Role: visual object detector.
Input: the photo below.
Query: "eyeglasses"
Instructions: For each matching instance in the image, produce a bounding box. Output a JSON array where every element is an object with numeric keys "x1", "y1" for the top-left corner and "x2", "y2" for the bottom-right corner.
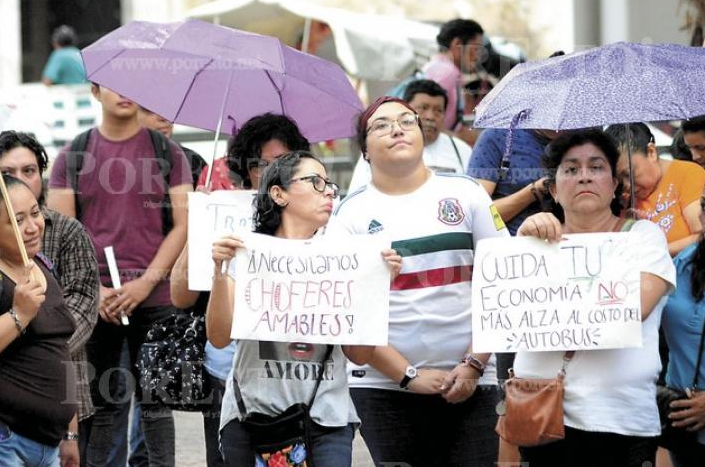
[
  {"x1": 290, "y1": 174, "x2": 339, "y2": 197},
  {"x1": 246, "y1": 158, "x2": 270, "y2": 170},
  {"x1": 366, "y1": 113, "x2": 419, "y2": 136}
]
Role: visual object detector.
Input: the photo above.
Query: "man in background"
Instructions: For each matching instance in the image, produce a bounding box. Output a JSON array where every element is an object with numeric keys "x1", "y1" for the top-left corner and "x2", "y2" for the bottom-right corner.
[{"x1": 423, "y1": 18, "x2": 484, "y2": 145}]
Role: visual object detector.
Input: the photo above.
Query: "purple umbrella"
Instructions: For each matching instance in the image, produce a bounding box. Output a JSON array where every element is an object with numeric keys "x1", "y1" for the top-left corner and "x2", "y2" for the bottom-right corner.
[
  {"x1": 81, "y1": 19, "x2": 363, "y2": 143},
  {"x1": 474, "y1": 42, "x2": 705, "y2": 130},
  {"x1": 473, "y1": 41, "x2": 705, "y2": 209}
]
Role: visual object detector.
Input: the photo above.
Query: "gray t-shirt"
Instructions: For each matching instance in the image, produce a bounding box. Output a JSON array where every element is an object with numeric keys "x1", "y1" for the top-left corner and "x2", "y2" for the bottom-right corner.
[{"x1": 220, "y1": 340, "x2": 359, "y2": 431}]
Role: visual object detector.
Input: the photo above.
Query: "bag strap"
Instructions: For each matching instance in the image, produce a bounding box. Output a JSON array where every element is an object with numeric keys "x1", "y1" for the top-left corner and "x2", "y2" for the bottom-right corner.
[
  {"x1": 67, "y1": 129, "x2": 92, "y2": 219},
  {"x1": 447, "y1": 134, "x2": 464, "y2": 170},
  {"x1": 559, "y1": 351, "x2": 575, "y2": 378},
  {"x1": 620, "y1": 219, "x2": 637, "y2": 232},
  {"x1": 692, "y1": 315, "x2": 705, "y2": 390},
  {"x1": 147, "y1": 129, "x2": 173, "y2": 237},
  {"x1": 307, "y1": 344, "x2": 334, "y2": 407},
  {"x1": 233, "y1": 344, "x2": 334, "y2": 415}
]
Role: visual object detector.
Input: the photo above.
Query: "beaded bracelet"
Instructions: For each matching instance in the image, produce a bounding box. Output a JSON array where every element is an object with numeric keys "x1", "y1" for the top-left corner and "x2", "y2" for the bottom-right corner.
[{"x1": 8, "y1": 308, "x2": 26, "y2": 336}]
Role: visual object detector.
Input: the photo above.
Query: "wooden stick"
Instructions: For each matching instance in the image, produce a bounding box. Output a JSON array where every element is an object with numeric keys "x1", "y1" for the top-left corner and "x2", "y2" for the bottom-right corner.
[{"x1": 0, "y1": 175, "x2": 30, "y2": 267}]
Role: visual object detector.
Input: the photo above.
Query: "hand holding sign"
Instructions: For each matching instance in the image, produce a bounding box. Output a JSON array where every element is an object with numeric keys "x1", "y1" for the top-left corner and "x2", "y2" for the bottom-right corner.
[
  {"x1": 516, "y1": 212, "x2": 564, "y2": 243},
  {"x1": 381, "y1": 248, "x2": 402, "y2": 282},
  {"x1": 212, "y1": 234, "x2": 244, "y2": 274}
]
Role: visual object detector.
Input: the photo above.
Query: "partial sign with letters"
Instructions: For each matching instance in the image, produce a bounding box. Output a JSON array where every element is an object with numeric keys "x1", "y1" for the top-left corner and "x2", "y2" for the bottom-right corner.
[
  {"x1": 231, "y1": 232, "x2": 390, "y2": 345},
  {"x1": 188, "y1": 191, "x2": 255, "y2": 291},
  {"x1": 472, "y1": 233, "x2": 642, "y2": 352}
]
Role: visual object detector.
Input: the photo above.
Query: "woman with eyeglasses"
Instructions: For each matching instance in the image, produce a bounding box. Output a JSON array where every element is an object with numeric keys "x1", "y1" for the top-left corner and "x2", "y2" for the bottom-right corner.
[
  {"x1": 172, "y1": 114, "x2": 310, "y2": 466},
  {"x1": 206, "y1": 151, "x2": 401, "y2": 467},
  {"x1": 605, "y1": 123, "x2": 705, "y2": 257},
  {"x1": 328, "y1": 96, "x2": 509, "y2": 467}
]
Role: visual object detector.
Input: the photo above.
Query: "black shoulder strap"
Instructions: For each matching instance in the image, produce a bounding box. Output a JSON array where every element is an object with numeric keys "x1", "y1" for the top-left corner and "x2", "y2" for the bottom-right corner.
[
  {"x1": 147, "y1": 129, "x2": 173, "y2": 236},
  {"x1": 307, "y1": 345, "x2": 334, "y2": 407},
  {"x1": 0, "y1": 272, "x2": 6, "y2": 313},
  {"x1": 448, "y1": 134, "x2": 463, "y2": 170},
  {"x1": 233, "y1": 344, "x2": 334, "y2": 415},
  {"x1": 67, "y1": 129, "x2": 92, "y2": 219}
]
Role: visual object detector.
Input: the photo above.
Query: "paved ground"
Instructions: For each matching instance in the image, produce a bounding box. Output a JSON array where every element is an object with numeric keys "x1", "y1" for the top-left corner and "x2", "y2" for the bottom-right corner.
[{"x1": 174, "y1": 411, "x2": 374, "y2": 467}]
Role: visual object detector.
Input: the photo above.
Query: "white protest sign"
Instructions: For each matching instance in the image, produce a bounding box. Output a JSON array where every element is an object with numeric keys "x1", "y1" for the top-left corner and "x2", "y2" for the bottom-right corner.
[
  {"x1": 472, "y1": 232, "x2": 642, "y2": 352},
  {"x1": 188, "y1": 191, "x2": 255, "y2": 290},
  {"x1": 231, "y1": 232, "x2": 390, "y2": 345}
]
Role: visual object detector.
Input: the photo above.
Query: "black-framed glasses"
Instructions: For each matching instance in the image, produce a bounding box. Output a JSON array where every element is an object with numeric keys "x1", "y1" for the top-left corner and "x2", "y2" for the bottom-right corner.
[
  {"x1": 366, "y1": 113, "x2": 419, "y2": 136},
  {"x1": 290, "y1": 174, "x2": 339, "y2": 197}
]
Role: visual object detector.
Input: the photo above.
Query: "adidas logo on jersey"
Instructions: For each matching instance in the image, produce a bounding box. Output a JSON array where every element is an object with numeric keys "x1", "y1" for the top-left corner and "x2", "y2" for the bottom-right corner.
[{"x1": 367, "y1": 219, "x2": 383, "y2": 234}]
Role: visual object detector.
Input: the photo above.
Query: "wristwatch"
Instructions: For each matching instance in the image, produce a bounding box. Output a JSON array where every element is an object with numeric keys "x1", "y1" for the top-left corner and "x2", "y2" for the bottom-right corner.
[
  {"x1": 399, "y1": 365, "x2": 418, "y2": 389},
  {"x1": 62, "y1": 431, "x2": 79, "y2": 441}
]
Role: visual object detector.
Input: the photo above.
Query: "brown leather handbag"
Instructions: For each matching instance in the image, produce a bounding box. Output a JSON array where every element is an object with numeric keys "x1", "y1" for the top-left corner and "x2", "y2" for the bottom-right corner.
[{"x1": 495, "y1": 351, "x2": 574, "y2": 447}]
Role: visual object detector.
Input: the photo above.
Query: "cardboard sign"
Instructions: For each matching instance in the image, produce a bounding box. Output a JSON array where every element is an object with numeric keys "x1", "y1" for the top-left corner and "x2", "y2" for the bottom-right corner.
[
  {"x1": 188, "y1": 191, "x2": 255, "y2": 291},
  {"x1": 472, "y1": 233, "x2": 642, "y2": 352},
  {"x1": 231, "y1": 232, "x2": 390, "y2": 345}
]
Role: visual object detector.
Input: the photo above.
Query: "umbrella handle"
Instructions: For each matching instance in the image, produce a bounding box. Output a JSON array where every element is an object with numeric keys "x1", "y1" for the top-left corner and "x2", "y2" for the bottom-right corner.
[
  {"x1": 0, "y1": 175, "x2": 30, "y2": 267},
  {"x1": 205, "y1": 67, "x2": 235, "y2": 190}
]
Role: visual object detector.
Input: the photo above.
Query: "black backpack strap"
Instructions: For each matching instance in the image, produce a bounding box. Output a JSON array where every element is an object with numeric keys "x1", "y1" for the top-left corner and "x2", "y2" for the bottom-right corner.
[
  {"x1": 67, "y1": 129, "x2": 92, "y2": 219},
  {"x1": 147, "y1": 129, "x2": 173, "y2": 236}
]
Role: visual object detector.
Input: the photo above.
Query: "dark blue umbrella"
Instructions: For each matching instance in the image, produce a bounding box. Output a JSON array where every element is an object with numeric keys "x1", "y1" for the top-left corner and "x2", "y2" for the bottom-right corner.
[{"x1": 474, "y1": 42, "x2": 705, "y2": 130}]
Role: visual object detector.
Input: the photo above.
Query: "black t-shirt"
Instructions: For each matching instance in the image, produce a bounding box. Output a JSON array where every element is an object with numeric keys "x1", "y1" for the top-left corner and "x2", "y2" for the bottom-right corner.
[{"x1": 0, "y1": 259, "x2": 76, "y2": 446}]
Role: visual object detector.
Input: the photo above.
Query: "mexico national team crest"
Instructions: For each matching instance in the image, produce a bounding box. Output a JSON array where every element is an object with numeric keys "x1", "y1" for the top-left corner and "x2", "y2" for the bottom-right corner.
[{"x1": 438, "y1": 198, "x2": 464, "y2": 225}]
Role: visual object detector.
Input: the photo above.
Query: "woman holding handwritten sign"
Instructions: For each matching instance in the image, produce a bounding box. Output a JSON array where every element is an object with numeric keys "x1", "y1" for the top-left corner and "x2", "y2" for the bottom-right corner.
[
  {"x1": 514, "y1": 130, "x2": 675, "y2": 467},
  {"x1": 207, "y1": 151, "x2": 401, "y2": 467}
]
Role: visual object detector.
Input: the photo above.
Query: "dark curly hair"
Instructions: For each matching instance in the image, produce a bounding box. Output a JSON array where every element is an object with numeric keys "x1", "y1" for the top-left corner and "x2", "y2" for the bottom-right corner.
[
  {"x1": 252, "y1": 151, "x2": 322, "y2": 236},
  {"x1": 0, "y1": 131, "x2": 49, "y2": 175},
  {"x1": 543, "y1": 129, "x2": 624, "y2": 222},
  {"x1": 226, "y1": 113, "x2": 310, "y2": 189},
  {"x1": 0, "y1": 131, "x2": 49, "y2": 205}
]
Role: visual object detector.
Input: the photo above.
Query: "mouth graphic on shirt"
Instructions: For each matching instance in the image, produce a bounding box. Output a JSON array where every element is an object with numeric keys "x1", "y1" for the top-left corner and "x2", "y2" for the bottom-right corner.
[
  {"x1": 259, "y1": 341, "x2": 321, "y2": 362},
  {"x1": 288, "y1": 342, "x2": 315, "y2": 360}
]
